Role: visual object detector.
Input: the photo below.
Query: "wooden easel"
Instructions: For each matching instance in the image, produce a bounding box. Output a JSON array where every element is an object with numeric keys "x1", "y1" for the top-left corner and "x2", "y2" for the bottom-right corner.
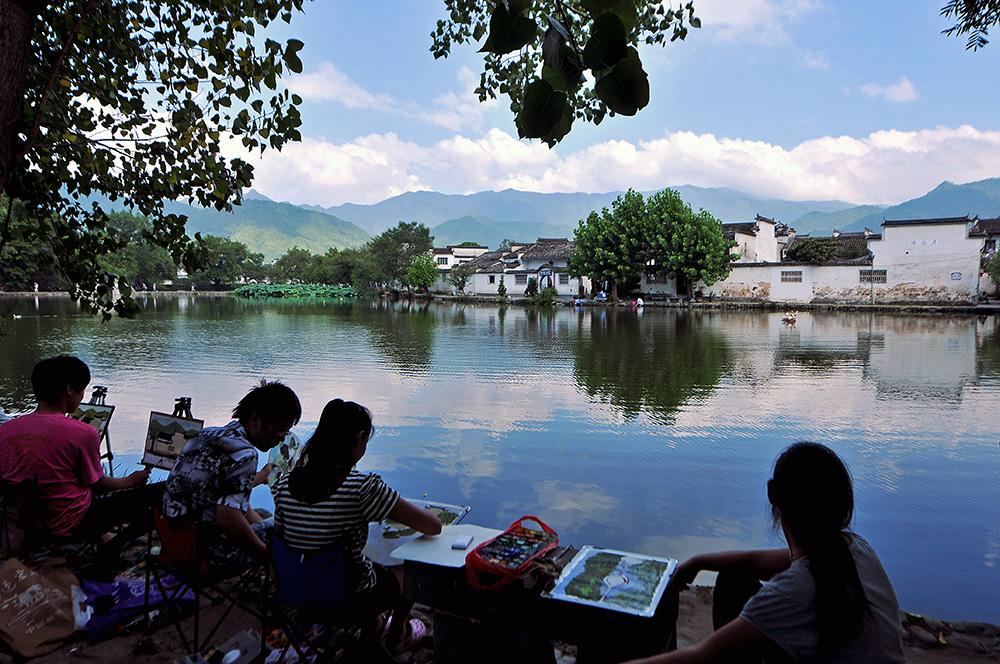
[
  {"x1": 172, "y1": 396, "x2": 193, "y2": 420},
  {"x1": 89, "y1": 385, "x2": 115, "y2": 477}
]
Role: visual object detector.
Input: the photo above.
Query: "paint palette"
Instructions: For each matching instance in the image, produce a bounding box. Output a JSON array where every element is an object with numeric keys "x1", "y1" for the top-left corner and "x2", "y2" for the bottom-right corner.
[{"x1": 475, "y1": 525, "x2": 556, "y2": 570}]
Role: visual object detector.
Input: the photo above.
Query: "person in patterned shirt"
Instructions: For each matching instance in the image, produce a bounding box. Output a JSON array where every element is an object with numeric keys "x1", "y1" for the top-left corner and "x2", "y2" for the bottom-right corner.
[
  {"x1": 273, "y1": 399, "x2": 441, "y2": 653},
  {"x1": 163, "y1": 380, "x2": 301, "y2": 567}
]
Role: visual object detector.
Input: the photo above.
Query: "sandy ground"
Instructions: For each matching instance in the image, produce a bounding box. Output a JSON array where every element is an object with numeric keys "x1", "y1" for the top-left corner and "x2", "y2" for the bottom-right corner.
[{"x1": 17, "y1": 584, "x2": 996, "y2": 663}]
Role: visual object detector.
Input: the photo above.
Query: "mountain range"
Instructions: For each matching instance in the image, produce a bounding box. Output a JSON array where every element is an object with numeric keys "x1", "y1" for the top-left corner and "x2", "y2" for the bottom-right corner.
[{"x1": 95, "y1": 178, "x2": 1000, "y2": 256}]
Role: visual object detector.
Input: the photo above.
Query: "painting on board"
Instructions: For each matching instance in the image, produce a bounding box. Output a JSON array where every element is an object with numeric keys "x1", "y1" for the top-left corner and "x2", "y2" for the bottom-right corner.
[
  {"x1": 363, "y1": 500, "x2": 471, "y2": 566},
  {"x1": 71, "y1": 403, "x2": 115, "y2": 438},
  {"x1": 141, "y1": 411, "x2": 204, "y2": 470},
  {"x1": 545, "y1": 546, "x2": 677, "y2": 617}
]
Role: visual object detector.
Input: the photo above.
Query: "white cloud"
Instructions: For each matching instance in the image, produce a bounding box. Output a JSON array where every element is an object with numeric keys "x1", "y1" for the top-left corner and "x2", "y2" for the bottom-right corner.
[
  {"x1": 288, "y1": 63, "x2": 494, "y2": 132},
  {"x1": 800, "y1": 49, "x2": 830, "y2": 70},
  {"x1": 860, "y1": 76, "x2": 920, "y2": 103},
  {"x1": 245, "y1": 124, "x2": 1000, "y2": 207},
  {"x1": 693, "y1": 0, "x2": 823, "y2": 42},
  {"x1": 288, "y1": 63, "x2": 397, "y2": 112}
]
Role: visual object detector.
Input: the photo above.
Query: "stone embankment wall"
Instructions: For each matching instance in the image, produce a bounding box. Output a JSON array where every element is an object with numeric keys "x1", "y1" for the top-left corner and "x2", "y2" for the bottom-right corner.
[{"x1": 704, "y1": 263, "x2": 980, "y2": 305}]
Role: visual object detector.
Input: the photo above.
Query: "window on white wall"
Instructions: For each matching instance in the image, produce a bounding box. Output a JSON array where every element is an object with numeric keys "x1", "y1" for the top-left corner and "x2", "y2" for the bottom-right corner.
[
  {"x1": 859, "y1": 269, "x2": 887, "y2": 284},
  {"x1": 780, "y1": 271, "x2": 803, "y2": 283},
  {"x1": 437, "y1": 257, "x2": 448, "y2": 265},
  {"x1": 515, "y1": 274, "x2": 527, "y2": 285},
  {"x1": 488, "y1": 275, "x2": 496, "y2": 284},
  {"x1": 558, "y1": 273, "x2": 569, "y2": 285}
]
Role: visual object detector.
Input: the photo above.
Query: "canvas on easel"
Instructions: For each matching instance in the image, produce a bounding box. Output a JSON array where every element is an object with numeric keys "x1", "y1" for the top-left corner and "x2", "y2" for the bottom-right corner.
[
  {"x1": 141, "y1": 411, "x2": 204, "y2": 470},
  {"x1": 71, "y1": 403, "x2": 115, "y2": 439}
]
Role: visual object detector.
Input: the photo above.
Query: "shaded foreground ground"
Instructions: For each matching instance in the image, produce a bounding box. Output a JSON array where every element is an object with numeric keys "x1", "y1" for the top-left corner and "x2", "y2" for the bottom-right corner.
[{"x1": 22, "y1": 586, "x2": 998, "y2": 663}]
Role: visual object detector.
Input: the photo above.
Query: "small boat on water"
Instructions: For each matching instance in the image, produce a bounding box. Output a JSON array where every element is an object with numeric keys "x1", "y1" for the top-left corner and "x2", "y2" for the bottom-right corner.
[{"x1": 781, "y1": 311, "x2": 798, "y2": 325}]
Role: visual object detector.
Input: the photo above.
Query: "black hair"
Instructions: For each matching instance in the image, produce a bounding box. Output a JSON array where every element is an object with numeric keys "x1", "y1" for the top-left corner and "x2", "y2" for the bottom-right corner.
[
  {"x1": 768, "y1": 442, "x2": 869, "y2": 652},
  {"x1": 289, "y1": 399, "x2": 374, "y2": 504},
  {"x1": 232, "y1": 380, "x2": 301, "y2": 426},
  {"x1": 31, "y1": 355, "x2": 90, "y2": 404}
]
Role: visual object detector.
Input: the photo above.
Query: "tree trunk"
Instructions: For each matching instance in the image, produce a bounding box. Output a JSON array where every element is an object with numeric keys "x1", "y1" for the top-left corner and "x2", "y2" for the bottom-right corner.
[{"x1": 0, "y1": 0, "x2": 35, "y2": 203}]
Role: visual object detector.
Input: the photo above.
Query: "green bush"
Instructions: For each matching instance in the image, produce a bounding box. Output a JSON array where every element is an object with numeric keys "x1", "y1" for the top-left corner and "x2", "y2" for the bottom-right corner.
[
  {"x1": 232, "y1": 283, "x2": 359, "y2": 299},
  {"x1": 532, "y1": 286, "x2": 559, "y2": 306}
]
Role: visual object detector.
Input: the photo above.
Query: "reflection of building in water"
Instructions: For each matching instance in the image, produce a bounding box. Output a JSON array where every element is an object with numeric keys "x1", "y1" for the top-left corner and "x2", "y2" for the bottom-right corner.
[
  {"x1": 712, "y1": 312, "x2": 988, "y2": 403},
  {"x1": 863, "y1": 317, "x2": 980, "y2": 402}
]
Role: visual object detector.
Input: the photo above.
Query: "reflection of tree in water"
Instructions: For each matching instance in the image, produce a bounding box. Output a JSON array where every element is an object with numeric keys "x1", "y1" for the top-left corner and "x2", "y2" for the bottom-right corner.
[
  {"x1": 572, "y1": 310, "x2": 730, "y2": 423},
  {"x1": 356, "y1": 300, "x2": 436, "y2": 374},
  {"x1": 976, "y1": 317, "x2": 1000, "y2": 378}
]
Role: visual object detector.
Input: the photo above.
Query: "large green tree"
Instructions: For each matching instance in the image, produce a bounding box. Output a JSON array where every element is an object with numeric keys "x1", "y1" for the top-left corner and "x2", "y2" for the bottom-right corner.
[
  {"x1": 570, "y1": 188, "x2": 734, "y2": 297},
  {"x1": 405, "y1": 253, "x2": 440, "y2": 293},
  {"x1": 642, "y1": 189, "x2": 734, "y2": 297},
  {"x1": 271, "y1": 246, "x2": 314, "y2": 284},
  {"x1": 0, "y1": 197, "x2": 67, "y2": 291},
  {"x1": 432, "y1": 1, "x2": 699, "y2": 146},
  {"x1": 448, "y1": 263, "x2": 475, "y2": 293},
  {"x1": 569, "y1": 188, "x2": 647, "y2": 297},
  {"x1": 365, "y1": 222, "x2": 435, "y2": 290},
  {"x1": 97, "y1": 212, "x2": 177, "y2": 287},
  {"x1": 188, "y1": 235, "x2": 265, "y2": 287},
  {"x1": 0, "y1": 0, "x2": 306, "y2": 316}
]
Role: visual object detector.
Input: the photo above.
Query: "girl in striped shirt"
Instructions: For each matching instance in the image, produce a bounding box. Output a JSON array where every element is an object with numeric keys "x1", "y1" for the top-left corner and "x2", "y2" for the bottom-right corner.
[{"x1": 273, "y1": 399, "x2": 442, "y2": 652}]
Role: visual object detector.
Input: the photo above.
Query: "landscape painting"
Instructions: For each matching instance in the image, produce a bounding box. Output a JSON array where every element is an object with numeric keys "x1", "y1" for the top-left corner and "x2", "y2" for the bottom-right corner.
[
  {"x1": 141, "y1": 411, "x2": 204, "y2": 470},
  {"x1": 71, "y1": 403, "x2": 115, "y2": 438},
  {"x1": 547, "y1": 547, "x2": 677, "y2": 617}
]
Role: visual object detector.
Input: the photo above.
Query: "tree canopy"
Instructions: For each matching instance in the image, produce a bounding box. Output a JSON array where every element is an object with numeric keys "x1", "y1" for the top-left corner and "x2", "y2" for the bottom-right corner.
[
  {"x1": 432, "y1": 0, "x2": 700, "y2": 146},
  {"x1": 941, "y1": 0, "x2": 1000, "y2": 50},
  {"x1": 0, "y1": 0, "x2": 306, "y2": 316},
  {"x1": 570, "y1": 188, "x2": 735, "y2": 297}
]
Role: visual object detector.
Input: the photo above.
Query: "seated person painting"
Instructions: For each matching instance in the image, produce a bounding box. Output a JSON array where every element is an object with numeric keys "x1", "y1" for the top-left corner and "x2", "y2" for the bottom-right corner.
[
  {"x1": 162, "y1": 380, "x2": 301, "y2": 566},
  {"x1": 0, "y1": 355, "x2": 155, "y2": 544},
  {"x1": 626, "y1": 442, "x2": 905, "y2": 664},
  {"x1": 272, "y1": 399, "x2": 442, "y2": 653}
]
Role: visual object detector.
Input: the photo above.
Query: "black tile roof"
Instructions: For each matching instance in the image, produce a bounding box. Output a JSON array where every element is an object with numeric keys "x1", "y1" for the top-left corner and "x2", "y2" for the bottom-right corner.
[
  {"x1": 783, "y1": 234, "x2": 873, "y2": 264},
  {"x1": 881, "y1": 215, "x2": 972, "y2": 227},
  {"x1": 722, "y1": 222, "x2": 758, "y2": 240},
  {"x1": 970, "y1": 218, "x2": 1000, "y2": 236},
  {"x1": 519, "y1": 238, "x2": 574, "y2": 260}
]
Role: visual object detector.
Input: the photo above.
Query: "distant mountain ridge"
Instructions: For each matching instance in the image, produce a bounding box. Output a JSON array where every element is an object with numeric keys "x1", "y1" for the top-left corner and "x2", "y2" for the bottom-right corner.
[
  {"x1": 842, "y1": 179, "x2": 1000, "y2": 232},
  {"x1": 314, "y1": 186, "x2": 856, "y2": 238}
]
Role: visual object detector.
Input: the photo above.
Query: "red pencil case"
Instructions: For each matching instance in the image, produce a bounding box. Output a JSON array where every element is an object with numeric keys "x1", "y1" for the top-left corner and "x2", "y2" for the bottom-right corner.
[{"x1": 465, "y1": 515, "x2": 558, "y2": 592}]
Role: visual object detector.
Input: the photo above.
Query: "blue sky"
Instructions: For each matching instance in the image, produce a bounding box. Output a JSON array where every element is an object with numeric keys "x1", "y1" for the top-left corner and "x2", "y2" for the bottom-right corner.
[{"x1": 244, "y1": 1, "x2": 1000, "y2": 207}]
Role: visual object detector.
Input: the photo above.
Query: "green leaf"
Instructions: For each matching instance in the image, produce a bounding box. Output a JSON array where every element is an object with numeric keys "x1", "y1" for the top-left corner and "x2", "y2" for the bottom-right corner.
[
  {"x1": 480, "y1": 4, "x2": 537, "y2": 54},
  {"x1": 690, "y1": 16, "x2": 702, "y2": 28},
  {"x1": 580, "y1": 0, "x2": 638, "y2": 31},
  {"x1": 583, "y1": 13, "x2": 628, "y2": 71},
  {"x1": 594, "y1": 48, "x2": 649, "y2": 116},
  {"x1": 541, "y1": 102, "x2": 574, "y2": 147},
  {"x1": 515, "y1": 79, "x2": 567, "y2": 139},
  {"x1": 541, "y1": 23, "x2": 584, "y2": 91}
]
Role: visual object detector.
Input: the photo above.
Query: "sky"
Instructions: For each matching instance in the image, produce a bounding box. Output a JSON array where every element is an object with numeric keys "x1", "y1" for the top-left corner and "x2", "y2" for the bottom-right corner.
[{"x1": 241, "y1": 1, "x2": 1000, "y2": 208}]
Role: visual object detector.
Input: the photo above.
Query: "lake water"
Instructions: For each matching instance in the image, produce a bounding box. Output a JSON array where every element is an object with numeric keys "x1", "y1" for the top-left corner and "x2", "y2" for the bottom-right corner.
[{"x1": 1, "y1": 294, "x2": 998, "y2": 622}]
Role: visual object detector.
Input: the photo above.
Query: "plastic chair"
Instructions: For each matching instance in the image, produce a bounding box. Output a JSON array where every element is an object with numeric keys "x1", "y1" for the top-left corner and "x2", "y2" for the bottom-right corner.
[
  {"x1": 265, "y1": 534, "x2": 395, "y2": 664},
  {"x1": 143, "y1": 507, "x2": 266, "y2": 656}
]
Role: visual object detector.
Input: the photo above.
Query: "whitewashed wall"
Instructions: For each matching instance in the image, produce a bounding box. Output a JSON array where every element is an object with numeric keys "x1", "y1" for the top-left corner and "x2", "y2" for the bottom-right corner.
[{"x1": 868, "y1": 223, "x2": 984, "y2": 302}]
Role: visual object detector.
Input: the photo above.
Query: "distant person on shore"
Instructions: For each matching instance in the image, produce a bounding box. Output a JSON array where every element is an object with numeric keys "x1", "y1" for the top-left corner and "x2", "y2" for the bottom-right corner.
[
  {"x1": 596, "y1": 289, "x2": 608, "y2": 301},
  {"x1": 626, "y1": 442, "x2": 905, "y2": 664},
  {"x1": 0, "y1": 356, "x2": 156, "y2": 544},
  {"x1": 32, "y1": 282, "x2": 38, "y2": 293},
  {"x1": 162, "y1": 380, "x2": 300, "y2": 567},
  {"x1": 272, "y1": 398, "x2": 442, "y2": 653}
]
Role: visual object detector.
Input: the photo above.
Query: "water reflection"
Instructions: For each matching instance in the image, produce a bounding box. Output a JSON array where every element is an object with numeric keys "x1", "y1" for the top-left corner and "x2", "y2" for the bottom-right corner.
[
  {"x1": 572, "y1": 309, "x2": 731, "y2": 424},
  {"x1": 0, "y1": 296, "x2": 998, "y2": 622}
]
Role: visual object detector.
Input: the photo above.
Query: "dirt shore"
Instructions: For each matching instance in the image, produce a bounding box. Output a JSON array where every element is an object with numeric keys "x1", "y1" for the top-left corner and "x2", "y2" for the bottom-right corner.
[{"x1": 23, "y1": 585, "x2": 998, "y2": 663}]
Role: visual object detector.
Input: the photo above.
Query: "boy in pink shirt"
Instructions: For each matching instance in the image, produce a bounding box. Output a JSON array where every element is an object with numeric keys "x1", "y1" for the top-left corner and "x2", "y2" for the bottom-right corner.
[{"x1": 0, "y1": 355, "x2": 154, "y2": 541}]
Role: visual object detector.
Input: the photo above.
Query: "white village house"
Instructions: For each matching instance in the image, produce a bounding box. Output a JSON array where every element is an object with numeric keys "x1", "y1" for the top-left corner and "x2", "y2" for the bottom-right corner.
[
  {"x1": 438, "y1": 238, "x2": 590, "y2": 298},
  {"x1": 701, "y1": 215, "x2": 988, "y2": 304}
]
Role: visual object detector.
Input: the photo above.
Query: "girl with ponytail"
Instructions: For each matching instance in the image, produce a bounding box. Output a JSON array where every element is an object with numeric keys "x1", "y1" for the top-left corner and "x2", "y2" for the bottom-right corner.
[
  {"x1": 625, "y1": 442, "x2": 905, "y2": 663},
  {"x1": 273, "y1": 399, "x2": 442, "y2": 653}
]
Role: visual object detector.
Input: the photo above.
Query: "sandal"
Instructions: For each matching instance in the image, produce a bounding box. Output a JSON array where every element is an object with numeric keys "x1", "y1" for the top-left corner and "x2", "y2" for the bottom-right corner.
[{"x1": 379, "y1": 616, "x2": 427, "y2": 654}]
